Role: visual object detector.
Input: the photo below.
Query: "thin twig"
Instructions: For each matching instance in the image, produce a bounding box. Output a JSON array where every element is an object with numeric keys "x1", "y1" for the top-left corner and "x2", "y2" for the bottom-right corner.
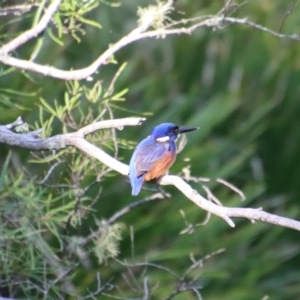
[
  {"x1": 108, "y1": 193, "x2": 165, "y2": 224},
  {"x1": 114, "y1": 259, "x2": 180, "y2": 280},
  {"x1": 216, "y1": 178, "x2": 246, "y2": 201},
  {"x1": 0, "y1": 3, "x2": 38, "y2": 16},
  {"x1": 0, "y1": 0, "x2": 62, "y2": 55},
  {"x1": 279, "y1": 0, "x2": 299, "y2": 32},
  {"x1": 82, "y1": 193, "x2": 165, "y2": 245},
  {"x1": 37, "y1": 161, "x2": 66, "y2": 184}
]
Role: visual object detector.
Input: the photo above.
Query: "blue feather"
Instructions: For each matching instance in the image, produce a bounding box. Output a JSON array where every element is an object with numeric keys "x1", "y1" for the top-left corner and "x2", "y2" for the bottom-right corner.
[{"x1": 128, "y1": 123, "x2": 198, "y2": 196}]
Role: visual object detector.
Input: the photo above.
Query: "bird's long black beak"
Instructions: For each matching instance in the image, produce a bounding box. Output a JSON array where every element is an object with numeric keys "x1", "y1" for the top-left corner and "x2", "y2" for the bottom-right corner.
[{"x1": 178, "y1": 126, "x2": 199, "y2": 134}]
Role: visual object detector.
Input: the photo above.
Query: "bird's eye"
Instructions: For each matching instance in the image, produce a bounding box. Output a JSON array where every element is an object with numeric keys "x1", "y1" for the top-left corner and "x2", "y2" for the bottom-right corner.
[{"x1": 173, "y1": 126, "x2": 179, "y2": 134}]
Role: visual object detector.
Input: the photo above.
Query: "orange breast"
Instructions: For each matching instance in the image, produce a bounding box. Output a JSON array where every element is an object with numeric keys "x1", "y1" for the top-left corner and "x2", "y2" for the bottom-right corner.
[{"x1": 144, "y1": 152, "x2": 176, "y2": 181}]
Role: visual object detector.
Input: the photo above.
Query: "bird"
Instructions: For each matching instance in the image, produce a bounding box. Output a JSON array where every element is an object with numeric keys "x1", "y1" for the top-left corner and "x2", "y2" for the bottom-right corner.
[{"x1": 129, "y1": 122, "x2": 198, "y2": 196}]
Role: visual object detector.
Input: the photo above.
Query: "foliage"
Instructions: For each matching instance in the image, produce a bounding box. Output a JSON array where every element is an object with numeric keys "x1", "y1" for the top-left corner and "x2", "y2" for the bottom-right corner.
[
  {"x1": 0, "y1": 77, "x2": 129, "y2": 298},
  {"x1": 1, "y1": 0, "x2": 300, "y2": 299}
]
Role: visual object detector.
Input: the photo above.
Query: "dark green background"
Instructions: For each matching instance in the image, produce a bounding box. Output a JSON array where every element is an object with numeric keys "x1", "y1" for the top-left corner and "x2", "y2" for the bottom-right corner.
[{"x1": 1, "y1": 0, "x2": 300, "y2": 299}]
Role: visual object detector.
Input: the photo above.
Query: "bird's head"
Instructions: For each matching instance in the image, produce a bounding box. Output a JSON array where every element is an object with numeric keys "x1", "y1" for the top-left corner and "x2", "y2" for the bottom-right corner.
[{"x1": 151, "y1": 123, "x2": 199, "y2": 142}]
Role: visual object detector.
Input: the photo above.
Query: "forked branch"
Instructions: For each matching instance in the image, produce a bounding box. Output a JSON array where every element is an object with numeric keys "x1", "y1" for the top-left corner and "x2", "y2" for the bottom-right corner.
[
  {"x1": 0, "y1": 1, "x2": 299, "y2": 80},
  {"x1": 1, "y1": 117, "x2": 300, "y2": 231}
]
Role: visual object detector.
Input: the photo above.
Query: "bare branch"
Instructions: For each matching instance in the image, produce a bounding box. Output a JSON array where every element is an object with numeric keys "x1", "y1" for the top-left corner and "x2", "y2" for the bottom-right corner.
[
  {"x1": 0, "y1": 117, "x2": 145, "y2": 157},
  {"x1": 1, "y1": 116, "x2": 300, "y2": 232},
  {"x1": 216, "y1": 178, "x2": 246, "y2": 201},
  {"x1": 36, "y1": 161, "x2": 66, "y2": 184},
  {"x1": 80, "y1": 273, "x2": 107, "y2": 300},
  {"x1": 223, "y1": 16, "x2": 300, "y2": 40},
  {"x1": 1, "y1": 3, "x2": 299, "y2": 81},
  {"x1": 108, "y1": 193, "x2": 165, "y2": 224},
  {"x1": 77, "y1": 117, "x2": 145, "y2": 136},
  {"x1": 0, "y1": 0, "x2": 175, "y2": 80},
  {"x1": 6, "y1": 116, "x2": 24, "y2": 129},
  {"x1": 160, "y1": 175, "x2": 300, "y2": 231},
  {"x1": 0, "y1": 3, "x2": 38, "y2": 16},
  {"x1": 163, "y1": 286, "x2": 203, "y2": 300},
  {"x1": 114, "y1": 259, "x2": 180, "y2": 280},
  {"x1": 202, "y1": 184, "x2": 223, "y2": 206},
  {"x1": 183, "y1": 248, "x2": 225, "y2": 279},
  {"x1": 279, "y1": 0, "x2": 299, "y2": 32},
  {"x1": 0, "y1": 0, "x2": 62, "y2": 56},
  {"x1": 160, "y1": 175, "x2": 235, "y2": 227}
]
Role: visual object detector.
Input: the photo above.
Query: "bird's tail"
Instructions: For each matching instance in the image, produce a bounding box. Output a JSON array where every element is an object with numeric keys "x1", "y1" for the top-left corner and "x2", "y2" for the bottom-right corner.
[{"x1": 131, "y1": 176, "x2": 144, "y2": 196}]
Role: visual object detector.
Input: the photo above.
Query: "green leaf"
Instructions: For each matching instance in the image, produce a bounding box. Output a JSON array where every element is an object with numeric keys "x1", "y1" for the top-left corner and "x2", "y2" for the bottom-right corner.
[
  {"x1": 46, "y1": 27, "x2": 64, "y2": 46},
  {"x1": 32, "y1": 0, "x2": 46, "y2": 27},
  {"x1": 0, "y1": 88, "x2": 38, "y2": 97},
  {"x1": 39, "y1": 97, "x2": 57, "y2": 116},
  {"x1": 78, "y1": 16, "x2": 102, "y2": 28},
  {"x1": 54, "y1": 12, "x2": 63, "y2": 38},
  {"x1": 0, "y1": 152, "x2": 11, "y2": 192},
  {"x1": 29, "y1": 38, "x2": 44, "y2": 61},
  {"x1": 28, "y1": 150, "x2": 67, "y2": 163},
  {"x1": 111, "y1": 88, "x2": 128, "y2": 101}
]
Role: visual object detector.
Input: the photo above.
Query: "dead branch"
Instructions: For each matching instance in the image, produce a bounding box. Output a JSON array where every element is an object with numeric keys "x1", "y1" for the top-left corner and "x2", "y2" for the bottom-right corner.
[
  {"x1": 1, "y1": 117, "x2": 300, "y2": 232},
  {"x1": 0, "y1": 1, "x2": 299, "y2": 80},
  {"x1": 0, "y1": 0, "x2": 62, "y2": 56}
]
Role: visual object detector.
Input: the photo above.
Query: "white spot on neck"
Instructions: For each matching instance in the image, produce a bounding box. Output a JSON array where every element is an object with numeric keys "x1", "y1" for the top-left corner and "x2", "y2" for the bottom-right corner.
[{"x1": 156, "y1": 136, "x2": 170, "y2": 142}]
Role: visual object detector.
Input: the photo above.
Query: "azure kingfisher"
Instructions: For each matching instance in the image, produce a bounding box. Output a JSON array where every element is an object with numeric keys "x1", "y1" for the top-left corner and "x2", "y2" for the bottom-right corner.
[{"x1": 129, "y1": 123, "x2": 198, "y2": 196}]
